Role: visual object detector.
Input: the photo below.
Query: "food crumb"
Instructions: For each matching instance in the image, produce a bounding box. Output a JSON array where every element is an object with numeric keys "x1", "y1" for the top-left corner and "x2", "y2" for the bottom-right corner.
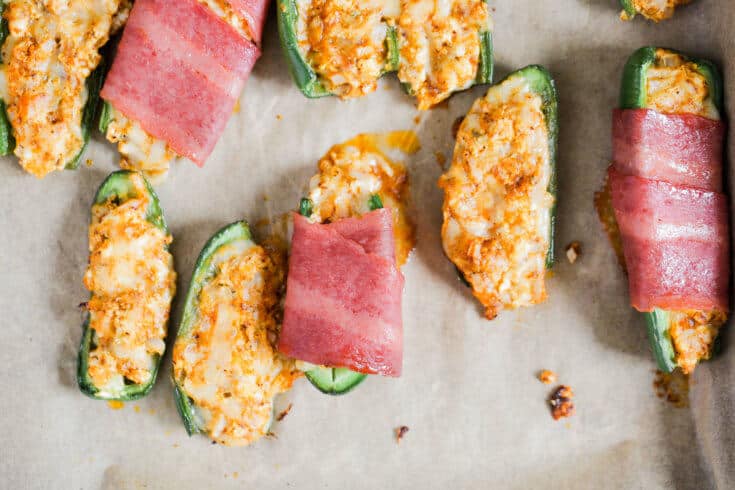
[
  {"x1": 233, "y1": 100, "x2": 241, "y2": 114},
  {"x1": 537, "y1": 369, "x2": 557, "y2": 384},
  {"x1": 653, "y1": 369, "x2": 689, "y2": 408},
  {"x1": 565, "y1": 241, "x2": 582, "y2": 264},
  {"x1": 549, "y1": 385, "x2": 575, "y2": 420},
  {"x1": 276, "y1": 114, "x2": 283, "y2": 120},
  {"x1": 434, "y1": 151, "x2": 446, "y2": 168},
  {"x1": 107, "y1": 400, "x2": 124, "y2": 410},
  {"x1": 395, "y1": 425, "x2": 409, "y2": 443},
  {"x1": 233, "y1": 472, "x2": 239, "y2": 479},
  {"x1": 85, "y1": 159, "x2": 93, "y2": 167},
  {"x1": 133, "y1": 405, "x2": 141, "y2": 413},
  {"x1": 276, "y1": 403, "x2": 293, "y2": 422},
  {"x1": 413, "y1": 115, "x2": 421, "y2": 125}
]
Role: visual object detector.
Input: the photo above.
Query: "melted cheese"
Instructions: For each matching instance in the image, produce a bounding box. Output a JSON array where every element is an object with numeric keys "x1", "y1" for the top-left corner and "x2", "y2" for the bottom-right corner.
[
  {"x1": 397, "y1": 0, "x2": 491, "y2": 110},
  {"x1": 83, "y1": 173, "x2": 175, "y2": 395},
  {"x1": 106, "y1": 106, "x2": 178, "y2": 184},
  {"x1": 172, "y1": 241, "x2": 300, "y2": 446},
  {"x1": 644, "y1": 49, "x2": 725, "y2": 373},
  {"x1": 197, "y1": 0, "x2": 254, "y2": 40},
  {"x1": 439, "y1": 75, "x2": 553, "y2": 319},
  {"x1": 646, "y1": 49, "x2": 718, "y2": 120},
  {"x1": 0, "y1": 0, "x2": 129, "y2": 177},
  {"x1": 306, "y1": 131, "x2": 418, "y2": 266},
  {"x1": 621, "y1": 0, "x2": 690, "y2": 22},
  {"x1": 669, "y1": 310, "x2": 725, "y2": 374},
  {"x1": 296, "y1": 0, "x2": 389, "y2": 98}
]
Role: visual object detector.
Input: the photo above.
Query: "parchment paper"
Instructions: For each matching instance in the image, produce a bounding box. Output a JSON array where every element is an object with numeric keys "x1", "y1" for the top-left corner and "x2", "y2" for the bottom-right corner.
[{"x1": 1, "y1": 1, "x2": 734, "y2": 488}]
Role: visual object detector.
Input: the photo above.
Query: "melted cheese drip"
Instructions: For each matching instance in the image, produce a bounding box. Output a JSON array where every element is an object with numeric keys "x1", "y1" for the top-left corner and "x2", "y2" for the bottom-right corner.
[
  {"x1": 0, "y1": 0, "x2": 129, "y2": 177},
  {"x1": 622, "y1": 0, "x2": 690, "y2": 22},
  {"x1": 439, "y1": 75, "x2": 553, "y2": 319},
  {"x1": 172, "y1": 241, "x2": 300, "y2": 446},
  {"x1": 106, "y1": 107, "x2": 178, "y2": 184},
  {"x1": 296, "y1": 0, "x2": 389, "y2": 98},
  {"x1": 397, "y1": 0, "x2": 491, "y2": 110},
  {"x1": 643, "y1": 49, "x2": 725, "y2": 374},
  {"x1": 83, "y1": 173, "x2": 176, "y2": 394},
  {"x1": 306, "y1": 131, "x2": 419, "y2": 266}
]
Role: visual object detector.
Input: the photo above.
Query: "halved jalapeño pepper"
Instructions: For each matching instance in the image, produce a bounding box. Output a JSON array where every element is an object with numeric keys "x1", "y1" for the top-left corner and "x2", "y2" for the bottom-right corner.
[
  {"x1": 618, "y1": 47, "x2": 726, "y2": 373},
  {"x1": 439, "y1": 65, "x2": 557, "y2": 319},
  {"x1": 277, "y1": 0, "x2": 493, "y2": 107},
  {"x1": 277, "y1": 0, "x2": 398, "y2": 98},
  {"x1": 172, "y1": 222, "x2": 300, "y2": 445},
  {"x1": 0, "y1": 3, "x2": 117, "y2": 174},
  {"x1": 78, "y1": 170, "x2": 175, "y2": 400}
]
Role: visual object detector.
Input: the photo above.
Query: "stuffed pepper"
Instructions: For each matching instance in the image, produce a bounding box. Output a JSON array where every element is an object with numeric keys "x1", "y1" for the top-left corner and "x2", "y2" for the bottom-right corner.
[
  {"x1": 439, "y1": 66, "x2": 558, "y2": 320},
  {"x1": 172, "y1": 222, "x2": 301, "y2": 446},
  {"x1": 78, "y1": 170, "x2": 176, "y2": 400},
  {"x1": 277, "y1": 0, "x2": 493, "y2": 109},
  {"x1": 0, "y1": 0, "x2": 130, "y2": 177},
  {"x1": 619, "y1": 0, "x2": 690, "y2": 22},
  {"x1": 278, "y1": 132, "x2": 418, "y2": 395},
  {"x1": 606, "y1": 47, "x2": 728, "y2": 374},
  {"x1": 99, "y1": 0, "x2": 268, "y2": 182}
]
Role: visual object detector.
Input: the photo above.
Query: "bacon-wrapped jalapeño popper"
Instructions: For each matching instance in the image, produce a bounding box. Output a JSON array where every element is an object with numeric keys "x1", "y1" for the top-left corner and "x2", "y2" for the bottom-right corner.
[
  {"x1": 607, "y1": 47, "x2": 728, "y2": 374},
  {"x1": 99, "y1": 0, "x2": 269, "y2": 182}
]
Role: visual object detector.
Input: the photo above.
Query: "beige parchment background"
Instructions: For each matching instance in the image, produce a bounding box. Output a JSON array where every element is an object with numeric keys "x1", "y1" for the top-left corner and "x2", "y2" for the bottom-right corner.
[{"x1": 1, "y1": 1, "x2": 733, "y2": 488}]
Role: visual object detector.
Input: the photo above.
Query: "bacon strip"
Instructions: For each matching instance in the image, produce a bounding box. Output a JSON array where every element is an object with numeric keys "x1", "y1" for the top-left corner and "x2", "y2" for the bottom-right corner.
[
  {"x1": 609, "y1": 168, "x2": 729, "y2": 312},
  {"x1": 279, "y1": 210, "x2": 404, "y2": 377},
  {"x1": 612, "y1": 109, "x2": 724, "y2": 192}
]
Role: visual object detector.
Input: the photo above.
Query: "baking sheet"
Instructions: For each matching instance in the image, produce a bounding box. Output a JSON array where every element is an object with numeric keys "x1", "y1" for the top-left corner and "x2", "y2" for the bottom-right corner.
[{"x1": 1, "y1": 1, "x2": 734, "y2": 488}]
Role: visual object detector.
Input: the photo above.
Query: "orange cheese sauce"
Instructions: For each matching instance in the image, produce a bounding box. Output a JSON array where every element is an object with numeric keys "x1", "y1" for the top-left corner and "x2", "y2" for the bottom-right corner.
[{"x1": 305, "y1": 131, "x2": 419, "y2": 266}]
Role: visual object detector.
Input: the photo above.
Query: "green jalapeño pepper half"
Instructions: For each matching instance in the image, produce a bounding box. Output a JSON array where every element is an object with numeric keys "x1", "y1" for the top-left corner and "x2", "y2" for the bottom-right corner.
[
  {"x1": 452, "y1": 64, "x2": 557, "y2": 290},
  {"x1": 172, "y1": 222, "x2": 256, "y2": 436},
  {"x1": 294, "y1": 194, "x2": 386, "y2": 395},
  {"x1": 276, "y1": 0, "x2": 398, "y2": 98},
  {"x1": 0, "y1": 3, "x2": 108, "y2": 169},
  {"x1": 78, "y1": 170, "x2": 173, "y2": 400},
  {"x1": 277, "y1": 0, "x2": 492, "y2": 102},
  {"x1": 619, "y1": 47, "x2": 725, "y2": 373}
]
